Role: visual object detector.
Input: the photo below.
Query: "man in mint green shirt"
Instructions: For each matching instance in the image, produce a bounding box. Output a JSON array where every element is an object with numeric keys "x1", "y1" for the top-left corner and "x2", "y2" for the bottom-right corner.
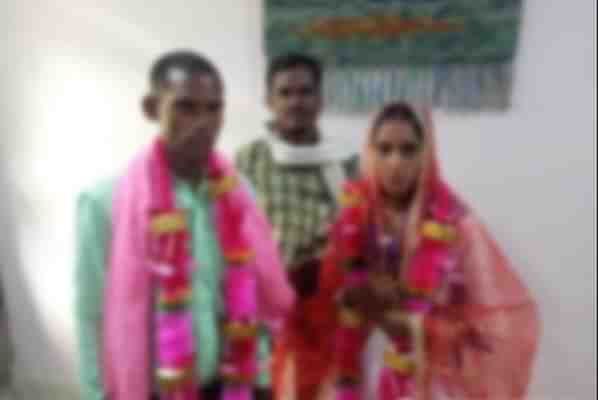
[{"x1": 76, "y1": 51, "x2": 285, "y2": 400}]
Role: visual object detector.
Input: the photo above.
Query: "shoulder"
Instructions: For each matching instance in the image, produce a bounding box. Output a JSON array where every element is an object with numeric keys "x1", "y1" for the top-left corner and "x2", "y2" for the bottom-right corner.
[
  {"x1": 77, "y1": 178, "x2": 116, "y2": 221},
  {"x1": 342, "y1": 154, "x2": 360, "y2": 179},
  {"x1": 235, "y1": 139, "x2": 271, "y2": 164},
  {"x1": 235, "y1": 139, "x2": 274, "y2": 186},
  {"x1": 338, "y1": 179, "x2": 370, "y2": 208},
  {"x1": 237, "y1": 174, "x2": 257, "y2": 200}
]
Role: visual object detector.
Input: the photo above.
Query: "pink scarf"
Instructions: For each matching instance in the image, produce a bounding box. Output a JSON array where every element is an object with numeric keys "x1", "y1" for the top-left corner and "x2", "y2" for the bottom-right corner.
[
  {"x1": 101, "y1": 139, "x2": 294, "y2": 400},
  {"x1": 322, "y1": 104, "x2": 540, "y2": 399}
]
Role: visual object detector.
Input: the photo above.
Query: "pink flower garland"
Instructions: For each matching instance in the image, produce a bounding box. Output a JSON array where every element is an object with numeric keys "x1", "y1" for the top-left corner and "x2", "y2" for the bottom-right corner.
[
  {"x1": 149, "y1": 141, "x2": 258, "y2": 400},
  {"x1": 332, "y1": 183, "x2": 460, "y2": 400},
  {"x1": 211, "y1": 164, "x2": 258, "y2": 400}
]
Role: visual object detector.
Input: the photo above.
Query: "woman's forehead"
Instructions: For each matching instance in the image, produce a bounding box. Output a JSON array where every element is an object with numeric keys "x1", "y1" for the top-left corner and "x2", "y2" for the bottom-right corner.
[{"x1": 376, "y1": 120, "x2": 419, "y2": 142}]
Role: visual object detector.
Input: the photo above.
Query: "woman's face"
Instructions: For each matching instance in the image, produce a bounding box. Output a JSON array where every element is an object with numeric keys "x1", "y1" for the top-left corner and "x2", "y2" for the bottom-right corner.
[{"x1": 371, "y1": 119, "x2": 424, "y2": 201}]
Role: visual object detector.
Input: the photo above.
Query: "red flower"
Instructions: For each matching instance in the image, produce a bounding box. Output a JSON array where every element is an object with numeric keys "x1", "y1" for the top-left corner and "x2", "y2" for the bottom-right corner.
[
  {"x1": 405, "y1": 239, "x2": 450, "y2": 293},
  {"x1": 334, "y1": 326, "x2": 367, "y2": 376}
]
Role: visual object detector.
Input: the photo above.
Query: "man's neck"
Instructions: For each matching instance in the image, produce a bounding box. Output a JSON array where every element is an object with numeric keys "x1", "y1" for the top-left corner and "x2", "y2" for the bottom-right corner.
[
  {"x1": 176, "y1": 170, "x2": 204, "y2": 189},
  {"x1": 272, "y1": 124, "x2": 320, "y2": 146},
  {"x1": 164, "y1": 150, "x2": 205, "y2": 188}
]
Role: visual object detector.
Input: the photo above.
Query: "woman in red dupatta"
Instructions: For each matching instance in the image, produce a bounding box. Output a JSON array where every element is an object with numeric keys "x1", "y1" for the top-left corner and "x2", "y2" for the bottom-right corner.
[{"x1": 313, "y1": 102, "x2": 540, "y2": 400}]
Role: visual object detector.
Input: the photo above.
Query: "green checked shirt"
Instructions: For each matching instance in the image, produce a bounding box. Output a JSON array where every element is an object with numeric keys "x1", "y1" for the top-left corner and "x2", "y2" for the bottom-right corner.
[{"x1": 235, "y1": 138, "x2": 359, "y2": 268}]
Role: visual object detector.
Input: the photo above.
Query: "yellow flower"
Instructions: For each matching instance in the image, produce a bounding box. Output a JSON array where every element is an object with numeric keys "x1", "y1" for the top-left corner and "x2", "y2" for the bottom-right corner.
[
  {"x1": 339, "y1": 192, "x2": 363, "y2": 208},
  {"x1": 421, "y1": 221, "x2": 457, "y2": 242},
  {"x1": 209, "y1": 175, "x2": 238, "y2": 198},
  {"x1": 156, "y1": 367, "x2": 194, "y2": 392},
  {"x1": 223, "y1": 322, "x2": 258, "y2": 338},
  {"x1": 224, "y1": 249, "x2": 254, "y2": 265},
  {"x1": 384, "y1": 350, "x2": 416, "y2": 375},
  {"x1": 150, "y1": 211, "x2": 187, "y2": 235},
  {"x1": 339, "y1": 308, "x2": 363, "y2": 328}
]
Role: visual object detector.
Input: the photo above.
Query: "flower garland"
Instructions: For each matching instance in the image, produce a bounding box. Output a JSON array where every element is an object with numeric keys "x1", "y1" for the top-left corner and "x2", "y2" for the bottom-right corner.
[
  {"x1": 332, "y1": 182, "x2": 461, "y2": 400},
  {"x1": 148, "y1": 141, "x2": 258, "y2": 400}
]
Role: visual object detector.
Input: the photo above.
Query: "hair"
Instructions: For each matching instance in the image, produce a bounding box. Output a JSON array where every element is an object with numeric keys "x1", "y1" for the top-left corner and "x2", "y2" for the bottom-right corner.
[
  {"x1": 369, "y1": 102, "x2": 424, "y2": 144},
  {"x1": 266, "y1": 52, "x2": 323, "y2": 91},
  {"x1": 149, "y1": 50, "x2": 221, "y2": 92}
]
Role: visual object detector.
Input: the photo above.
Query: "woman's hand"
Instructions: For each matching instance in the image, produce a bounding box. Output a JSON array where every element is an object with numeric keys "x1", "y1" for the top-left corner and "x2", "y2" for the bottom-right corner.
[
  {"x1": 338, "y1": 273, "x2": 401, "y2": 322},
  {"x1": 288, "y1": 256, "x2": 320, "y2": 299},
  {"x1": 428, "y1": 317, "x2": 492, "y2": 370}
]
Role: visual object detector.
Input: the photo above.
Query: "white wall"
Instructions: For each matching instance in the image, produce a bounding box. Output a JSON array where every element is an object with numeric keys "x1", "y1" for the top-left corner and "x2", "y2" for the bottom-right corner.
[{"x1": 1, "y1": 0, "x2": 595, "y2": 399}]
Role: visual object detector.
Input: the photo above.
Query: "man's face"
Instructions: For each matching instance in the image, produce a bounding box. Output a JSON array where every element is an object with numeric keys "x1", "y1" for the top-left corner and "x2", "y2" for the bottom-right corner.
[
  {"x1": 148, "y1": 71, "x2": 224, "y2": 171},
  {"x1": 268, "y1": 66, "x2": 322, "y2": 139}
]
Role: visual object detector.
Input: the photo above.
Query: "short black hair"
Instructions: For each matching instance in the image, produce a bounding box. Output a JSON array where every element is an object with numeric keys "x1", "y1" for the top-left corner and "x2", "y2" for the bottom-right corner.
[
  {"x1": 267, "y1": 53, "x2": 323, "y2": 91},
  {"x1": 149, "y1": 50, "x2": 221, "y2": 92}
]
